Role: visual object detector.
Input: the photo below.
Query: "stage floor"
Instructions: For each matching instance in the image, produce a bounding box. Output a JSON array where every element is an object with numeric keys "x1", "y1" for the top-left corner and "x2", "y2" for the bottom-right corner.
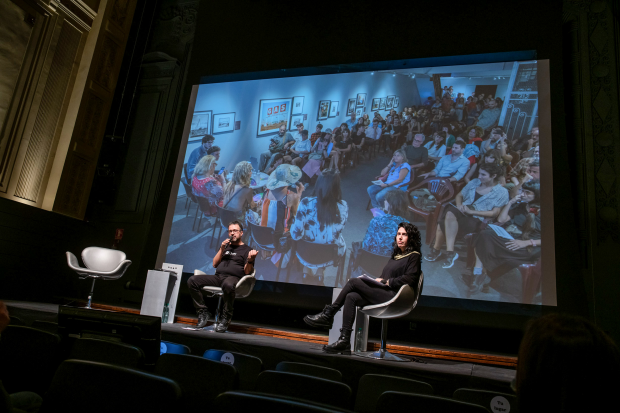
[{"x1": 5, "y1": 300, "x2": 516, "y2": 397}]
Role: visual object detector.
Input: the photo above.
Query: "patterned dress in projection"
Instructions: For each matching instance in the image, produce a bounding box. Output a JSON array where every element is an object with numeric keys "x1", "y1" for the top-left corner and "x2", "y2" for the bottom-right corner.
[
  {"x1": 192, "y1": 176, "x2": 224, "y2": 216},
  {"x1": 361, "y1": 214, "x2": 409, "y2": 256},
  {"x1": 290, "y1": 197, "x2": 348, "y2": 268}
]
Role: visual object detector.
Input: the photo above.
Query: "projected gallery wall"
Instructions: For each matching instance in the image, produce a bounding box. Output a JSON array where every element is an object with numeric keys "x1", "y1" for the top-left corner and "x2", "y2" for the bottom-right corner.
[{"x1": 159, "y1": 58, "x2": 556, "y2": 307}]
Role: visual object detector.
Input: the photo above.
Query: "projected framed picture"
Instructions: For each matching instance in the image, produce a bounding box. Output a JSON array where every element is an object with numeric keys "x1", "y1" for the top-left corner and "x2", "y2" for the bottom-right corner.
[
  {"x1": 379, "y1": 98, "x2": 386, "y2": 110},
  {"x1": 394, "y1": 96, "x2": 400, "y2": 108},
  {"x1": 356, "y1": 93, "x2": 366, "y2": 107},
  {"x1": 258, "y1": 97, "x2": 293, "y2": 136},
  {"x1": 371, "y1": 98, "x2": 380, "y2": 111},
  {"x1": 212, "y1": 112, "x2": 235, "y2": 134},
  {"x1": 386, "y1": 96, "x2": 395, "y2": 110},
  {"x1": 290, "y1": 115, "x2": 304, "y2": 131},
  {"x1": 189, "y1": 110, "x2": 212, "y2": 141},
  {"x1": 329, "y1": 101, "x2": 339, "y2": 117},
  {"x1": 346, "y1": 98, "x2": 356, "y2": 115},
  {"x1": 355, "y1": 108, "x2": 363, "y2": 117},
  {"x1": 317, "y1": 100, "x2": 330, "y2": 120},
  {"x1": 292, "y1": 96, "x2": 304, "y2": 115}
]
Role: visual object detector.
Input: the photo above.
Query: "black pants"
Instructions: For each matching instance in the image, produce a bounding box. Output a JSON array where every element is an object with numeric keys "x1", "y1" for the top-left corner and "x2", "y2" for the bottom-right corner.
[
  {"x1": 187, "y1": 273, "x2": 240, "y2": 312},
  {"x1": 333, "y1": 278, "x2": 395, "y2": 331}
]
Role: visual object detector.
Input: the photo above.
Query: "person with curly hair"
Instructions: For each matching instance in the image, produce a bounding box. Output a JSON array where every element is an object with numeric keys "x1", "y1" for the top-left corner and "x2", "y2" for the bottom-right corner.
[
  {"x1": 303, "y1": 222, "x2": 422, "y2": 355},
  {"x1": 506, "y1": 157, "x2": 535, "y2": 198},
  {"x1": 191, "y1": 155, "x2": 224, "y2": 216},
  {"x1": 223, "y1": 161, "x2": 259, "y2": 224}
]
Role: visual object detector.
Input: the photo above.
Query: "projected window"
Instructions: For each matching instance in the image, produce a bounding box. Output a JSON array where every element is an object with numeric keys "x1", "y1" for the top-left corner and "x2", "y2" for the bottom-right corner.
[{"x1": 161, "y1": 58, "x2": 555, "y2": 306}]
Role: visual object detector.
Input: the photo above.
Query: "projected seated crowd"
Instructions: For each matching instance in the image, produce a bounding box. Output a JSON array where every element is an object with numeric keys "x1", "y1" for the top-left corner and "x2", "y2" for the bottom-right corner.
[{"x1": 166, "y1": 60, "x2": 546, "y2": 305}]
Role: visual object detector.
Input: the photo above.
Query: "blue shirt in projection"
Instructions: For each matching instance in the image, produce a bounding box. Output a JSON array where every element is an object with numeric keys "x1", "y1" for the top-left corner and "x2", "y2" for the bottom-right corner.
[
  {"x1": 386, "y1": 163, "x2": 411, "y2": 189},
  {"x1": 362, "y1": 214, "x2": 409, "y2": 256},
  {"x1": 187, "y1": 145, "x2": 208, "y2": 178}
]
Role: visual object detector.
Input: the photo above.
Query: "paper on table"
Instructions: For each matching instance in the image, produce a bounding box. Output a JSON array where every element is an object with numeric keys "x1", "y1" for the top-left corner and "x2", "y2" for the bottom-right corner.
[
  {"x1": 372, "y1": 180, "x2": 384, "y2": 185},
  {"x1": 488, "y1": 224, "x2": 514, "y2": 240}
]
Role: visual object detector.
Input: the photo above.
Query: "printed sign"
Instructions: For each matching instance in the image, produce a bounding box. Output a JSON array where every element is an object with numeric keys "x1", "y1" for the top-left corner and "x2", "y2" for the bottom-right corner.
[
  {"x1": 258, "y1": 98, "x2": 293, "y2": 136},
  {"x1": 490, "y1": 396, "x2": 511, "y2": 413},
  {"x1": 220, "y1": 352, "x2": 235, "y2": 365}
]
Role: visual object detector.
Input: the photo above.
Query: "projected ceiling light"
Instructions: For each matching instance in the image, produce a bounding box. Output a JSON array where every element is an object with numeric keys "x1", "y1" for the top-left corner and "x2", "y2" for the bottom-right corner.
[{"x1": 371, "y1": 72, "x2": 374, "y2": 75}]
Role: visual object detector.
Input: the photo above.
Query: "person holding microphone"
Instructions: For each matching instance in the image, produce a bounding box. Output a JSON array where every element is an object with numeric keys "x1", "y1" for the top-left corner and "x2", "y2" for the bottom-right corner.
[
  {"x1": 187, "y1": 221, "x2": 258, "y2": 332},
  {"x1": 304, "y1": 222, "x2": 422, "y2": 354}
]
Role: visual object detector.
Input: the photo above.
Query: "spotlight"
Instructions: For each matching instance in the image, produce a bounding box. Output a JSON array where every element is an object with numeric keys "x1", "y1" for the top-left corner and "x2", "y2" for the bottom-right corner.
[
  {"x1": 411, "y1": 74, "x2": 416, "y2": 78},
  {"x1": 393, "y1": 73, "x2": 396, "y2": 77},
  {"x1": 371, "y1": 72, "x2": 374, "y2": 75},
  {"x1": 494, "y1": 77, "x2": 497, "y2": 80}
]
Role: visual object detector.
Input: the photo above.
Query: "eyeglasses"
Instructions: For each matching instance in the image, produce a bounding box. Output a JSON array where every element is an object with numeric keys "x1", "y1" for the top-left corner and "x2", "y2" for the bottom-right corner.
[{"x1": 228, "y1": 229, "x2": 241, "y2": 233}]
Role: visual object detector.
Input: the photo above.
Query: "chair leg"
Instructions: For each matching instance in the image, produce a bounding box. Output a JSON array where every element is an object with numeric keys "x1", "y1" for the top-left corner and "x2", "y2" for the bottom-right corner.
[
  {"x1": 355, "y1": 319, "x2": 411, "y2": 362},
  {"x1": 193, "y1": 204, "x2": 200, "y2": 231},
  {"x1": 209, "y1": 217, "x2": 220, "y2": 248},
  {"x1": 86, "y1": 278, "x2": 96, "y2": 309},
  {"x1": 203, "y1": 295, "x2": 223, "y2": 332}
]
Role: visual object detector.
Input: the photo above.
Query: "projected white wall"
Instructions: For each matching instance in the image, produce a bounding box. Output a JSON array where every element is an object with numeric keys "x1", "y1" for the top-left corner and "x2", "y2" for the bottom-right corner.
[{"x1": 160, "y1": 59, "x2": 555, "y2": 306}]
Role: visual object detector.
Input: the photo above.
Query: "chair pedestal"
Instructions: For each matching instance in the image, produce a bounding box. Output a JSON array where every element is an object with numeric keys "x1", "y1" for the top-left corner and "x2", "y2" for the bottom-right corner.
[
  {"x1": 86, "y1": 278, "x2": 96, "y2": 309},
  {"x1": 355, "y1": 319, "x2": 411, "y2": 362}
]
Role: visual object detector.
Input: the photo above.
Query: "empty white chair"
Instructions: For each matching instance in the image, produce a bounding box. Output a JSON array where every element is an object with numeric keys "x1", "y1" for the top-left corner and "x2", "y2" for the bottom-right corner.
[
  {"x1": 356, "y1": 273, "x2": 424, "y2": 362},
  {"x1": 66, "y1": 247, "x2": 132, "y2": 308}
]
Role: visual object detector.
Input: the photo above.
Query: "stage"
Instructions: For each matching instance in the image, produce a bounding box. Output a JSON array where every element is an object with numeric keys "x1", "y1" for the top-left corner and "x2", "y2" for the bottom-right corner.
[{"x1": 5, "y1": 300, "x2": 516, "y2": 398}]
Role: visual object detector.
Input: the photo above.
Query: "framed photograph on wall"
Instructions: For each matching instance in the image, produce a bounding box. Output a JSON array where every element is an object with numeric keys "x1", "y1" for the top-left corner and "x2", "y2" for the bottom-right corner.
[
  {"x1": 386, "y1": 95, "x2": 395, "y2": 110},
  {"x1": 292, "y1": 96, "x2": 304, "y2": 115},
  {"x1": 258, "y1": 97, "x2": 293, "y2": 136},
  {"x1": 290, "y1": 114, "x2": 304, "y2": 131},
  {"x1": 346, "y1": 98, "x2": 356, "y2": 115},
  {"x1": 329, "y1": 101, "x2": 339, "y2": 117},
  {"x1": 371, "y1": 98, "x2": 380, "y2": 111},
  {"x1": 356, "y1": 93, "x2": 366, "y2": 107},
  {"x1": 355, "y1": 108, "x2": 363, "y2": 118},
  {"x1": 318, "y1": 100, "x2": 331, "y2": 120},
  {"x1": 212, "y1": 112, "x2": 236, "y2": 134},
  {"x1": 379, "y1": 98, "x2": 386, "y2": 110},
  {"x1": 394, "y1": 96, "x2": 400, "y2": 108},
  {"x1": 189, "y1": 110, "x2": 212, "y2": 141}
]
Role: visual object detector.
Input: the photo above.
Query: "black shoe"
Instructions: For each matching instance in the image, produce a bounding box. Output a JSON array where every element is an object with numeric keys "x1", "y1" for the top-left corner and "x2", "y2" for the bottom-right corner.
[
  {"x1": 441, "y1": 252, "x2": 459, "y2": 269},
  {"x1": 215, "y1": 310, "x2": 232, "y2": 333},
  {"x1": 303, "y1": 304, "x2": 338, "y2": 329},
  {"x1": 424, "y1": 247, "x2": 442, "y2": 262},
  {"x1": 323, "y1": 328, "x2": 352, "y2": 355},
  {"x1": 196, "y1": 309, "x2": 212, "y2": 328}
]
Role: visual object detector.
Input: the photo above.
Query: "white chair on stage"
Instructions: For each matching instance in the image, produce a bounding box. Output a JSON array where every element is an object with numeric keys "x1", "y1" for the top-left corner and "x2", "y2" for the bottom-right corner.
[{"x1": 355, "y1": 272, "x2": 424, "y2": 362}]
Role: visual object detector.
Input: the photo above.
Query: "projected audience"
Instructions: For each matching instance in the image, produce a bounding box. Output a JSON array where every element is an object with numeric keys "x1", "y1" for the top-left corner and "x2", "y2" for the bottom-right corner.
[
  {"x1": 367, "y1": 149, "x2": 411, "y2": 209},
  {"x1": 290, "y1": 129, "x2": 312, "y2": 169},
  {"x1": 302, "y1": 131, "x2": 331, "y2": 181},
  {"x1": 419, "y1": 141, "x2": 470, "y2": 182},
  {"x1": 506, "y1": 158, "x2": 535, "y2": 198},
  {"x1": 187, "y1": 135, "x2": 215, "y2": 178},
  {"x1": 464, "y1": 149, "x2": 506, "y2": 184},
  {"x1": 425, "y1": 163, "x2": 509, "y2": 269},
  {"x1": 291, "y1": 170, "x2": 348, "y2": 284},
  {"x1": 191, "y1": 155, "x2": 224, "y2": 216},
  {"x1": 402, "y1": 134, "x2": 428, "y2": 177},
  {"x1": 362, "y1": 190, "x2": 410, "y2": 256},
  {"x1": 475, "y1": 98, "x2": 501, "y2": 131},
  {"x1": 424, "y1": 131, "x2": 447, "y2": 162},
  {"x1": 207, "y1": 145, "x2": 221, "y2": 161},
  {"x1": 223, "y1": 161, "x2": 259, "y2": 224},
  {"x1": 259, "y1": 124, "x2": 295, "y2": 172}
]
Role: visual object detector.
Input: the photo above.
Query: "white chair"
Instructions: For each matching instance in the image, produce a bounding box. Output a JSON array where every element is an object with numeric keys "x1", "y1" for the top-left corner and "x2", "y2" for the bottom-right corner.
[
  {"x1": 356, "y1": 272, "x2": 424, "y2": 362},
  {"x1": 66, "y1": 247, "x2": 132, "y2": 309},
  {"x1": 196, "y1": 269, "x2": 256, "y2": 332}
]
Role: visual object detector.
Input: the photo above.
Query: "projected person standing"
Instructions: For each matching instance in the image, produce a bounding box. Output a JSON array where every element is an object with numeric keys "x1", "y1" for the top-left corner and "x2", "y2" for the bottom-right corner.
[
  {"x1": 187, "y1": 221, "x2": 258, "y2": 332},
  {"x1": 304, "y1": 223, "x2": 422, "y2": 354}
]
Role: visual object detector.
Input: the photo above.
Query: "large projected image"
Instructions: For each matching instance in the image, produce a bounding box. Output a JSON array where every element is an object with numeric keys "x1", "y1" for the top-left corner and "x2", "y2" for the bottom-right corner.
[{"x1": 162, "y1": 59, "x2": 554, "y2": 306}]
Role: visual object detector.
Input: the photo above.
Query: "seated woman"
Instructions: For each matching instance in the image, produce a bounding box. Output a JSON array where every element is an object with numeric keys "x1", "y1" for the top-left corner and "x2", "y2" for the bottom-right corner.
[
  {"x1": 304, "y1": 222, "x2": 422, "y2": 354},
  {"x1": 222, "y1": 161, "x2": 260, "y2": 226},
  {"x1": 464, "y1": 149, "x2": 507, "y2": 185},
  {"x1": 328, "y1": 128, "x2": 353, "y2": 172},
  {"x1": 302, "y1": 132, "x2": 330, "y2": 182},
  {"x1": 470, "y1": 179, "x2": 541, "y2": 293},
  {"x1": 505, "y1": 157, "x2": 534, "y2": 198},
  {"x1": 425, "y1": 163, "x2": 509, "y2": 269},
  {"x1": 290, "y1": 169, "x2": 348, "y2": 285},
  {"x1": 191, "y1": 155, "x2": 224, "y2": 217},
  {"x1": 366, "y1": 149, "x2": 411, "y2": 209},
  {"x1": 362, "y1": 189, "x2": 410, "y2": 256},
  {"x1": 424, "y1": 131, "x2": 447, "y2": 163}
]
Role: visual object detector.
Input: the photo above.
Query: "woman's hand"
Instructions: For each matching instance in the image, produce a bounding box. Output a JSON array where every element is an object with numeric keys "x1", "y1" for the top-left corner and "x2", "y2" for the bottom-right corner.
[
  {"x1": 505, "y1": 239, "x2": 530, "y2": 251},
  {"x1": 376, "y1": 278, "x2": 383, "y2": 282},
  {"x1": 380, "y1": 183, "x2": 388, "y2": 188}
]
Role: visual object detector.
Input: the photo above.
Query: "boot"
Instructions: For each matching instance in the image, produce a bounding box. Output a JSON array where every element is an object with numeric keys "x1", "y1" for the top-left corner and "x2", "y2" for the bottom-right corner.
[
  {"x1": 469, "y1": 271, "x2": 489, "y2": 294},
  {"x1": 323, "y1": 328, "x2": 352, "y2": 355},
  {"x1": 215, "y1": 309, "x2": 232, "y2": 333},
  {"x1": 196, "y1": 308, "x2": 212, "y2": 328},
  {"x1": 303, "y1": 304, "x2": 338, "y2": 329}
]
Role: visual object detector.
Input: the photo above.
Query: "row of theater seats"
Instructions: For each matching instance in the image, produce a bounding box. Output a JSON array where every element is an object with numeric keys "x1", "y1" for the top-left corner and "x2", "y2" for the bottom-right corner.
[{"x1": 0, "y1": 321, "x2": 517, "y2": 412}]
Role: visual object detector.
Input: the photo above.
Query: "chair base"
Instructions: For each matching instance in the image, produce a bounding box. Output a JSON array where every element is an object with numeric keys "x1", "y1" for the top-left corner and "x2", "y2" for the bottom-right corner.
[{"x1": 354, "y1": 350, "x2": 411, "y2": 362}]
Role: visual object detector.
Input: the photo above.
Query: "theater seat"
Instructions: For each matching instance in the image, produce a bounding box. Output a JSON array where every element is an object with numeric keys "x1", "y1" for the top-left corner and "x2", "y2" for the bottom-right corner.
[
  {"x1": 203, "y1": 349, "x2": 263, "y2": 390},
  {"x1": 275, "y1": 362, "x2": 342, "y2": 382},
  {"x1": 453, "y1": 388, "x2": 518, "y2": 413},
  {"x1": 160, "y1": 340, "x2": 191, "y2": 355},
  {"x1": 355, "y1": 374, "x2": 434, "y2": 413},
  {"x1": 213, "y1": 391, "x2": 348, "y2": 413},
  {"x1": 376, "y1": 391, "x2": 490, "y2": 413},
  {"x1": 68, "y1": 338, "x2": 144, "y2": 369}
]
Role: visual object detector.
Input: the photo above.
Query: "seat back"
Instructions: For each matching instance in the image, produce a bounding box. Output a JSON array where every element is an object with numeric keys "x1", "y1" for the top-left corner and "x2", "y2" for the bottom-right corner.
[
  {"x1": 409, "y1": 177, "x2": 455, "y2": 204},
  {"x1": 295, "y1": 239, "x2": 339, "y2": 267},
  {"x1": 8, "y1": 316, "x2": 25, "y2": 325},
  {"x1": 361, "y1": 273, "x2": 423, "y2": 319},
  {"x1": 275, "y1": 362, "x2": 342, "y2": 382},
  {"x1": 255, "y1": 371, "x2": 352, "y2": 410},
  {"x1": 203, "y1": 349, "x2": 263, "y2": 390},
  {"x1": 160, "y1": 340, "x2": 191, "y2": 355},
  {"x1": 217, "y1": 205, "x2": 240, "y2": 228},
  {"x1": 31, "y1": 320, "x2": 58, "y2": 333},
  {"x1": 376, "y1": 392, "x2": 490, "y2": 413},
  {"x1": 155, "y1": 354, "x2": 236, "y2": 410},
  {"x1": 355, "y1": 374, "x2": 434, "y2": 413},
  {"x1": 81, "y1": 247, "x2": 126, "y2": 272},
  {"x1": 68, "y1": 338, "x2": 144, "y2": 369},
  {"x1": 183, "y1": 162, "x2": 189, "y2": 180},
  {"x1": 41, "y1": 360, "x2": 181, "y2": 413},
  {"x1": 247, "y1": 222, "x2": 276, "y2": 249},
  {"x1": 214, "y1": 391, "x2": 345, "y2": 413},
  {"x1": 0, "y1": 326, "x2": 61, "y2": 395},
  {"x1": 181, "y1": 177, "x2": 197, "y2": 202},
  {"x1": 355, "y1": 249, "x2": 391, "y2": 277},
  {"x1": 197, "y1": 196, "x2": 215, "y2": 215},
  {"x1": 453, "y1": 388, "x2": 518, "y2": 413},
  {"x1": 234, "y1": 270, "x2": 256, "y2": 299}
]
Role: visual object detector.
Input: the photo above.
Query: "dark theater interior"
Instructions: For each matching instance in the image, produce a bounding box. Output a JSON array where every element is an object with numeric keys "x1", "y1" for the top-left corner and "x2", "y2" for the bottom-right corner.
[{"x1": 1, "y1": 0, "x2": 619, "y2": 412}]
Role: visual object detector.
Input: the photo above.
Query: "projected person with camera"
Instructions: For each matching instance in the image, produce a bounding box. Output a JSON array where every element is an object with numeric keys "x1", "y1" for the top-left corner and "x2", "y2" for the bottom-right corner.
[
  {"x1": 304, "y1": 223, "x2": 422, "y2": 354},
  {"x1": 187, "y1": 221, "x2": 258, "y2": 332}
]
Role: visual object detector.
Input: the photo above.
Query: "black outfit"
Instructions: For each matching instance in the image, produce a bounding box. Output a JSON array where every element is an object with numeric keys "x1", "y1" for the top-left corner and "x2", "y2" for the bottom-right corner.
[
  {"x1": 474, "y1": 204, "x2": 541, "y2": 278},
  {"x1": 333, "y1": 252, "x2": 421, "y2": 331},
  {"x1": 403, "y1": 145, "x2": 429, "y2": 166},
  {"x1": 438, "y1": 193, "x2": 484, "y2": 238},
  {"x1": 187, "y1": 243, "x2": 252, "y2": 312}
]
